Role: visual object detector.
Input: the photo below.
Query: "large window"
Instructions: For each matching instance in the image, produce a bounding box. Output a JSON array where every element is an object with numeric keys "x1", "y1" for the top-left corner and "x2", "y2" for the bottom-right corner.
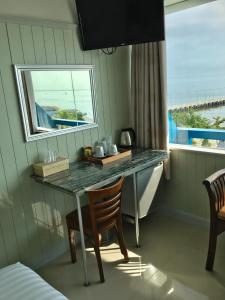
[{"x1": 166, "y1": 0, "x2": 225, "y2": 149}]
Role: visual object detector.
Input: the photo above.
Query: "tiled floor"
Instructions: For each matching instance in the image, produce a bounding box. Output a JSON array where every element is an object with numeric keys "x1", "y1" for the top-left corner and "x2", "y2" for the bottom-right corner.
[{"x1": 38, "y1": 213, "x2": 225, "y2": 300}]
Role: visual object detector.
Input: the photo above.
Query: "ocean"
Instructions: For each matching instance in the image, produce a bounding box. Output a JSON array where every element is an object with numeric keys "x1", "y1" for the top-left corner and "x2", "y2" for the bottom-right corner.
[
  {"x1": 35, "y1": 90, "x2": 94, "y2": 120},
  {"x1": 165, "y1": 0, "x2": 225, "y2": 120}
]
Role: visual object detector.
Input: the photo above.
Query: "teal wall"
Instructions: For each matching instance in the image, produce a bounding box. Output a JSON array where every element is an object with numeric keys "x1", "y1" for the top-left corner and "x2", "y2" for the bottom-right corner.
[
  {"x1": 160, "y1": 149, "x2": 225, "y2": 220},
  {"x1": 0, "y1": 19, "x2": 130, "y2": 269}
]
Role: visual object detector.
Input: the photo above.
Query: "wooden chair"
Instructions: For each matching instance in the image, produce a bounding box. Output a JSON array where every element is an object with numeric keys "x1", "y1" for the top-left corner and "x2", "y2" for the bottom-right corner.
[
  {"x1": 66, "y1": 176, "x2": 129, "y2": 283},
  {"x1": 203, "y1": 169, "x2": 225, "y2": 271}
]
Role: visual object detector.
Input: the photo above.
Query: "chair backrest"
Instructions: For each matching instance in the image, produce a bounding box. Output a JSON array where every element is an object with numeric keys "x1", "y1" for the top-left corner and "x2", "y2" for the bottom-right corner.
[
  {"x1": 203, "y1": 169, "x2": 225, "y2": 218},
  {"x1": 87, "y1": 177, "x2": 125, "y2": 233}
]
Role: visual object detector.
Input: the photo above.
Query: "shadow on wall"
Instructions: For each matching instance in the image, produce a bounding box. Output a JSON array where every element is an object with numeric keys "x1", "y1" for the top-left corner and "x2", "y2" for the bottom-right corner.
[{"x1": 0, "y1": 161, "x2": 81, "y2": 269}]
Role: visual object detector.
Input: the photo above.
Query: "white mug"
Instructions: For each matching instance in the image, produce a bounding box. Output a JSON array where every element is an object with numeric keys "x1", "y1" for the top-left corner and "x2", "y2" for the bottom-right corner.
[
  {"x1": 95, "y1": 145, "x2": 105, "y2": 157},
  {"x1": 108, "y1": 144, "x2": 118, "y2": 155},
  {"x1": 99, "y1": 140, "x2": 108, "y2": 155}
]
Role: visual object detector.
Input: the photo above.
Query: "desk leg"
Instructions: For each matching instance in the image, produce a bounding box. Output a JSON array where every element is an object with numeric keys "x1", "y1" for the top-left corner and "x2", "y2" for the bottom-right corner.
[
  {"x1": 75, "y1": 194, "x2": 89, "y2": 286},
  {"x1": 132, "y1": 173, "x2": 140, "y2": 247}
]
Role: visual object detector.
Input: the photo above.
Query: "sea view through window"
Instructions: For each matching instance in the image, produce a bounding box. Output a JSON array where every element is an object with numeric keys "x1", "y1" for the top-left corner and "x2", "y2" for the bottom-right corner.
[{"x1": 166, "y1": 0, "x2": 225, "y2": 149}]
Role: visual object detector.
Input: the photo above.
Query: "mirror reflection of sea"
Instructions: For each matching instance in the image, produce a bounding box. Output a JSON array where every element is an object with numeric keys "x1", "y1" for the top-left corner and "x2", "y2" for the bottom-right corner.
[{"x1": 34, "y1": 91, "x2": 94, "y2": 119}]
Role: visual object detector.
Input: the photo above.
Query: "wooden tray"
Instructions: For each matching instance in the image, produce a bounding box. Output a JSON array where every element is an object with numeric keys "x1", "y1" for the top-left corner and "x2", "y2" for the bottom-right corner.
[{"x1": 84, "y1": 149, "x2": 132, "y2": 165}]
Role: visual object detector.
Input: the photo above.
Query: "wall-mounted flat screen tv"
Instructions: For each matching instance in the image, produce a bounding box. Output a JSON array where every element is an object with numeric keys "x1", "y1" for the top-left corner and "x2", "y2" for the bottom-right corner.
[{"x1": 75, "y1": 0, "x2": 165, "y2": 51}]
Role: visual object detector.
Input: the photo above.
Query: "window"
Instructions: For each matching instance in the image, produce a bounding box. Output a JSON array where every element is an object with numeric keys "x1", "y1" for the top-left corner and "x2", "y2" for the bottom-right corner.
[{"x1": 166, "y1": 0, "x2": 225, "y2": 149}]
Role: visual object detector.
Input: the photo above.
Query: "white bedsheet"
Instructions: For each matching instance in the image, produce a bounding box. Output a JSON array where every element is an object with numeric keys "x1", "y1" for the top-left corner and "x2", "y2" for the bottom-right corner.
[{"x1": 0, "y1": 262, "x2": 68, "y2": 300}]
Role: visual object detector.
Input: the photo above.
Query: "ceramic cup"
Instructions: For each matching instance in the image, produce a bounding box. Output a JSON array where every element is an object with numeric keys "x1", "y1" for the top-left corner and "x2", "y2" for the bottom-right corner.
[
  {"x1": 108, "y1": 144, "x2": 118, "y2": 156},
  {"x1": 99, "y1": 141, "x2": 108, "y2": 155},
  {"x1": 95, "y1": 145, "x2": 105, "y2": 157}
]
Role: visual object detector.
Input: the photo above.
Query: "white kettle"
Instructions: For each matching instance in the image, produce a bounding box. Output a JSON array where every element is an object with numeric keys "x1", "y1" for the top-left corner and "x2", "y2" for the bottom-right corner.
[{"x1": 119, "y1": 128, "x2": 136, "y2": 149}]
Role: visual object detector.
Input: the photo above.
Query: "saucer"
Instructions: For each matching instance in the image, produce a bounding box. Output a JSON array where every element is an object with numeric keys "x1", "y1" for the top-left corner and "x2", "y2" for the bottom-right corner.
[
  {"x1": 108, "y1": 151, "x2": 119, "y2": 156},
  {"x1": 93, "y1": 154, "x2": 105, "y2": 158}
]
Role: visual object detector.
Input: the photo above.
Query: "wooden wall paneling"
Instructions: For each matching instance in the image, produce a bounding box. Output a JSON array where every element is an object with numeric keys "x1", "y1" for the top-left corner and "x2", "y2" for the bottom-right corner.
[
  {"x1": 205, "y1": 153, "x2": 216, "y2": 178},
  {"x1": 117, "y1": 48, "x2": 128, "y2": 136},
  {"x1": 20, "y1": 24, "x2": 36, "y2": 64},
  {"x1": 0, "y1": 219, "x2": 8, "y2": 267},
  {"x1": 43, "y1": 26, "x2": 70, "y2": 253},
  {"x1": 14, "y1": 23, "x2": 47, "y2": 264},
  {"x1": 53, "y1": 28, "x2": 67, "y2": 64},
  {"x1": 89, "y1": 51, "x2": 100, "y2": 144},
  {"x1": 119, "y1": 47, "x2": 129, "y2": 130},
  {"x1": 74, "y1": 131, "x2": 84, "y2": 158},
  {"x1": 32, "y1": 26, "x2": 47, "y2": 64},
  {"x1": 166, "y1": 150, "x2": 180, "y2": 208},
  {"x1": 201, "y1": 153, "x2": 217, "y2": 218},
  {"x1": 72, "y1": 27, "x2": 83, "y2": 64},
  {"x1": 82, "y1": 50, "x2": 93, "y2": 148},
  {"x1": 162, "y1": 150, "x2": 225, "y2": 220},
  {"x1": 197, "y1": 152, "x2": 209, "y2": 218},
  {"x1": 82, "y1": 129, "x2": 92, "y2": 147},
  {"x1": 116, "y1": 50, "x2": 124, "y2": 133},
  {"x1": 98, "y1": 51, "x2": 112, "y2": 138},
  {"x1": 0, "y1": 80, "x2": 19, "y2": 264},
  {"x1": 25, "y1": 141, "x2": 45, "y2": 265},
  {"x1": 72, "y1": 28, "x2": 85, "y2": 156},
  {"x1": 111, "y1": 50, "x2": 121, "y2": 142},
  {"x1": 31, "y1": 25, "x2": 60, "y2": 262},
  {"x1": 98, "y1": 52, "x2": 113, "y2": 136},
  {"x1": 3, "y1": 22, "x2": 35, "y2": 264},
  {"x1": 63, "y1": 28, "x2": 75, "y2": 64},
  {"x1": 184, "y1": 151, "x2": 197, "y2": 215},
  {"x1": 20, "y1": 25, "x2": 47, "y2": 264},
  {"x1": 43, "y1": 27, "x2": 57, "y2": 64},
  {"x1": 214, "y1": 154, "x2": 225, "y2": 173},
  {"x1": 53, "y1": 28, "x2": 69, "y2": 159},
  {"x1": 0, "y1": 20, "x2": 130, "y2": 268},
  {"x1": 72, "y1": 30, "x2": 91, "y2": 152},
  {"x1": 53, "y1": 28, "x2": 75, "y2": 215},
  {"x1": 0, "y1": 147, "x2": 11, "y2": 266},
  {"x1": 105, "y1": 54, "x2": 117, "y2": 142},
  {"x1": 91, "y1": 50, "x2": 105, "y2": 142},
  {"x1": 63, "y1": 28, "x2": 78, "y2": 162},
  {"x1": 115, "y1": 48, "x2": 127, "y2": 137},
  {"x1": 175, "y1": 150, "x2": 186, "y2": 211},
  {"x1": 35, "y1": 138, "x2": 55, "y2": 261},
  {"x1": 20, "y1": 24, "x2": 46, "y2": 264},
  {"x1": 90, "y1": 51, "x2": 101, "y2": 144}
]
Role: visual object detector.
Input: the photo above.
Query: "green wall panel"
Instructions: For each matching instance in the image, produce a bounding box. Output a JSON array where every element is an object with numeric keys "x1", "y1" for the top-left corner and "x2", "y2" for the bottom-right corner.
[
  {"x1": 161, "y1": 149, "x2": 225, "y2": 220},
  {"x1": 0, "y1": 20, "x2": 129, "y2": 269}
]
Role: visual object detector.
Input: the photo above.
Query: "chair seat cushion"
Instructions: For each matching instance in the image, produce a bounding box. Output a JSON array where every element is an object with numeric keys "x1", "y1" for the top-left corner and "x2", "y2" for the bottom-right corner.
[{"x1": 218, "y1": 206, "x2": 225, "y2": 220}]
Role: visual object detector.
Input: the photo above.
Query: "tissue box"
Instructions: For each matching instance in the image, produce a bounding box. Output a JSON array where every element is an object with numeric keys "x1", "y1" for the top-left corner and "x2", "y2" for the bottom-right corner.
[{"x1": 33, "y1": 157, "x2": 69, "y2": 177}]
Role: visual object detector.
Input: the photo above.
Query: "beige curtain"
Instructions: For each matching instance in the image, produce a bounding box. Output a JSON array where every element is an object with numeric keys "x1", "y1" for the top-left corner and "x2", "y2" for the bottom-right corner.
[{"x1": 131, "y1": 41, "x2": 170, "y2": 178}]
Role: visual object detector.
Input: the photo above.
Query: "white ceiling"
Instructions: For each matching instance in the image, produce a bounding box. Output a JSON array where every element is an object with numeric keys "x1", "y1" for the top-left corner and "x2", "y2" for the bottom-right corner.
[
  {"x1": 164, "y1": 0, "x2": 186, "y2": 6},
  {"x1": 164, "y1": 0, "x2": 215, "y2": 13}
]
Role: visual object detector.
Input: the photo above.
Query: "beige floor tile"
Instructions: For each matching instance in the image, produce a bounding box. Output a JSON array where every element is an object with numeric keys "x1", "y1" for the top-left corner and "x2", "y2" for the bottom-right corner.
[{"x1": 38, "y1": 213, "x2": 225, "y2": 300}]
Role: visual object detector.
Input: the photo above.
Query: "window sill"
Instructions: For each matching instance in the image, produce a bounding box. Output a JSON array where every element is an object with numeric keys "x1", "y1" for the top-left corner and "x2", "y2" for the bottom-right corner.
[{"x1": 169, "y1": 143, "x2": 225, "y2": 156}]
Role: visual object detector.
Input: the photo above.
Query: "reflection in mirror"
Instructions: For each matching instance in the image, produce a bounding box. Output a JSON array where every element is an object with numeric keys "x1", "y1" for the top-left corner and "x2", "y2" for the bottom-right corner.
[{"x1": 14, "y1": 65, "x2": 97, "y2": 142}]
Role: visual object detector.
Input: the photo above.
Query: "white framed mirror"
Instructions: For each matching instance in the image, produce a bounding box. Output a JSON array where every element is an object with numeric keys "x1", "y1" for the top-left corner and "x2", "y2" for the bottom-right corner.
[{"x1": 14, "y1": 65, "x2": 98, "y2": 142}]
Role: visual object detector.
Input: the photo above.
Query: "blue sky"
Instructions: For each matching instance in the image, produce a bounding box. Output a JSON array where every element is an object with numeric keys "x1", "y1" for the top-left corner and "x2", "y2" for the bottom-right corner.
[{"x1": 166, "y1": 0, "x2": 225, "y2": 106}]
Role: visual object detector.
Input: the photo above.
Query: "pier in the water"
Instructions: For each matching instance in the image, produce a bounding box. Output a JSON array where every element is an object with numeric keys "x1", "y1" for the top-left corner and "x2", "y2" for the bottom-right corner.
[{"x1": 169, "y1": 98, "x2": 225, "y2": 112}]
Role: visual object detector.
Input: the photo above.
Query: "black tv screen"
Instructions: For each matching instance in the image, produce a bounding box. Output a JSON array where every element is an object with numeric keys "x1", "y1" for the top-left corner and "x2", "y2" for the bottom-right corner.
[{"x1": 75, "y1": 0, "x2": 165, "y2": 50}]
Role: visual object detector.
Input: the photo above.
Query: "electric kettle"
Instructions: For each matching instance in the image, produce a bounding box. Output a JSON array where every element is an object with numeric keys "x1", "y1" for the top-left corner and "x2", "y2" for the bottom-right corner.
[{"x1": 119, "y1": 128, "x2": 136, "y2": 149}]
